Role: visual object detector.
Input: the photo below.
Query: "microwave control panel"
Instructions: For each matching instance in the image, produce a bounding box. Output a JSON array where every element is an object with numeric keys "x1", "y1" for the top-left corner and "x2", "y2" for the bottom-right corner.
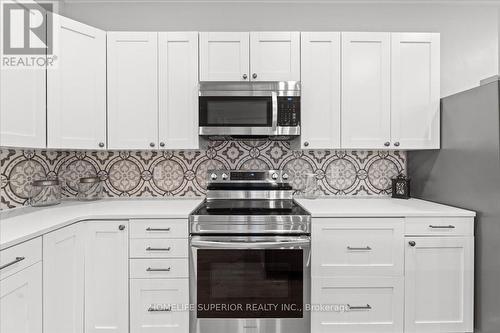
[{"x1": 277, "y1": 97, "x2": 300, "y2": 127}]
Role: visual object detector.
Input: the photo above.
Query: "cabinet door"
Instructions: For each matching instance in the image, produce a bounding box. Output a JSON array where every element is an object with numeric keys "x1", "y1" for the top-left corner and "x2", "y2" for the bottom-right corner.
[
  {"x1": 405, "y1": 237, "x2": 474, "y2": 333},
  {"x1": 312, "y1": 277, "x2": 403, "y2": 333},
  {"x1": 391, "y1": 33, "x2": 440, "y2": 150},
  {"x1": 342, "y1": 32, "x2": 391, "y2": 149},
  {"x1": 43, "y1": 224, "x2": 85, "y2": 333},
  {"x1": 199, "y1": 32, "x2": 249, "y2": 81},
  {"x1": 47, "y1": 15, "x2": 106, "y2": 150},
  {"x1": 85, "y1": 221, "x2": 129, "y2": 333},
  {"x1": 158, "y1": 32, "x2": 199, "y2": 150},
  {"x1": 0, "y1": 263, "x2": 42, "y2": 333},
  {"x1": 130, "y1": 279, "x2": 189, "y2": 333},
  {"x1": 312, "y1": 218, "x2": 404, "y2": 277},
  {"x1": 300, "y1": 32, "x2": 341, "y2": 149},
  {"x1": 250, "y1": 31, "x2": 300, "y2": 81},
  {"x1": 0, "y1": 4, "x2": 46, "y2": 148},
  {"x1": 107, "y1": 32, "x2": 158, "y2": 149}
]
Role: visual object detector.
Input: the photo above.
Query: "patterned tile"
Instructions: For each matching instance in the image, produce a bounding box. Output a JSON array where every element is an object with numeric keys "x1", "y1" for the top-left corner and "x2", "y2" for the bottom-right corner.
[{"x1": 0, "y1": 142, "x2": 407, "y2": 210}]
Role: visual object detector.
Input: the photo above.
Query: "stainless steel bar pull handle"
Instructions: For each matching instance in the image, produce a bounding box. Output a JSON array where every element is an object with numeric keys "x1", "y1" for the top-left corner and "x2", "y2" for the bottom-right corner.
[
  {"x1": 146, "y1": 267, "x2": 171, "y2": 272},
  {"x1": 146, "y1": 227, "x2": 171, "y2": 232},
  {"x1": 429, "y1": 225, "x2": 455, "y2": 229},
  {"x1": 347, "y1": 246, "x2": 372, "y2": 251},
  {"x1": 148, "y1": 306, "x2": 172, "y2": 312},
  {"x1": 146, "y1": 247, "x2": 171, "y2": 251},
  {"x1": 0, "y1": 257, "x2": 25, "y2": 271},
  {"x1": 348, "y1": 304, "x2": 372, "y2": 310}
]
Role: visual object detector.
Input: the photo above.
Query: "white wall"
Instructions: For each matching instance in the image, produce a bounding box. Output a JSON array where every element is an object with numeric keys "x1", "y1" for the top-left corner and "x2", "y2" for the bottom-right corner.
[{"x1": 61, "y1": 2, "x2": 498, "y2": 97}]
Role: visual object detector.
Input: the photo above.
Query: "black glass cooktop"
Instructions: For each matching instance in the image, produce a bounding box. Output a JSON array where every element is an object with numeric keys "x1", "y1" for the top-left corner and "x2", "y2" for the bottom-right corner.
[{"x1": 192, "y1": 199, "x2": 309, "y2": 216}]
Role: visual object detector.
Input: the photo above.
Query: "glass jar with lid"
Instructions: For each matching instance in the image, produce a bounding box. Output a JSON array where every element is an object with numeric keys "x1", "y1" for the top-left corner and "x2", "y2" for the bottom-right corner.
[
  {"x1": 78, "y1": 176, "x2": 103, "y2": 201},
  {"x1": 30, "y1": 179, "x2": 62, "y2": 207}
]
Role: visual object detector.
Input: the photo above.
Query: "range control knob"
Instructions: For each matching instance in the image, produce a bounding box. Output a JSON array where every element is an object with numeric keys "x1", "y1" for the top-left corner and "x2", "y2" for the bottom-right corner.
[
  {"x1": 271, "y1": 173, "x2": 279, "y2": 180},
  {"x1": 221, "y1": 173, "x2": 228, "y2": 180},
  {"x1": 282, "y1": 173, "x2": 289, "y2": 180},
  {"x1": 210, "y1": 173, "x2": 218, "y2": 181}
]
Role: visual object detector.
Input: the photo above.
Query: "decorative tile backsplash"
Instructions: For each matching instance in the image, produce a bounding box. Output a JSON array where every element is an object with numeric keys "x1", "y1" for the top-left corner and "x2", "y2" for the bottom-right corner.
[{"x1": 0, "y1": 141, "x2": 406, "y2": 210}]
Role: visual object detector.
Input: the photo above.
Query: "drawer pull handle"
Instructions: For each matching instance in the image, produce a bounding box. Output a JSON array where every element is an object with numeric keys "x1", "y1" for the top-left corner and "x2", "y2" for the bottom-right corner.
[
  {"x1": 148, "y1": 306, "x2": 172, "y2": 312},
  {"x1": 146, "y1": 267, "x2": 171, "y2": 272},
  {"x1": 146, "y1": 247, "x2": 171, "y2": 251},
  {"x1": 429, "y1": 225, "x2": 455, "y2": 229},
  {"x1": 348, "y1": 304, "x2": 372, "y2": 310},
  {"x1": 0, "y1": 257, "x2": 25, "y2": 271},
  {"x1": 146, "y1": 227, "x2": 171, "y2": 232},
  {"x1": 347, "y1": 246, "x2": 372, "y2": 251}
]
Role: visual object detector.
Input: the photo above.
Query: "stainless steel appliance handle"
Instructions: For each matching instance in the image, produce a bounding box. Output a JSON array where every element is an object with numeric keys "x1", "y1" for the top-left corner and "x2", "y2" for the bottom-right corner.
[
  {"x1": 271, "y1": 91, "x2": 278, "y2": 131},
  {"x1": 191, "y1": 237, "x2": 310, "y2": 249}
]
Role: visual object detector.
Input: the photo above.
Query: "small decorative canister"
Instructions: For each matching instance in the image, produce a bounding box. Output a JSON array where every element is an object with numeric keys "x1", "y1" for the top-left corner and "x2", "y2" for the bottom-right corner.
[
  {"x1": 391, "y1": 174, "x2": 411, "y2": 199},
  {"x1": 30, "y1": 179, "x2": 62, "y2": 207},
  {"x1": 78, "y1": 176, "x2": 103, "y2": 201}
]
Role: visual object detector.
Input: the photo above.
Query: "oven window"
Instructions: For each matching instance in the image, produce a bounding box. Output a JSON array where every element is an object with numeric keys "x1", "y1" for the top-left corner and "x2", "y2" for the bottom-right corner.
[
  {"x1": 197, "y1": 249, "x2": 303, "y2": 318},
  {"x1": 199, "y1": 97, "x2": 272, "y2": 127}
]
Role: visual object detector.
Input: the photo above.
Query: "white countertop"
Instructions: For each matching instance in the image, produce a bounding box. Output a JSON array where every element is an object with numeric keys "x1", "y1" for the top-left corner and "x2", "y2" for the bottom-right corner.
[
  {"x1": 0, "y1": 198, "x2": 203, "y2": 250},
  {"x1": 296, "y1": 197, "x2": 476, "y2": 218},
  {"x1": 0, "y1": 197, "x2": 474, "y2": 250}
]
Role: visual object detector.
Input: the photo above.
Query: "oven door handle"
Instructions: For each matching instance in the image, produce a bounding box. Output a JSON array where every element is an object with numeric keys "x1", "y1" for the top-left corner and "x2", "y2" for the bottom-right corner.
[{"x1": 190, "y1": 237, "x2": 310, "y2": 249}]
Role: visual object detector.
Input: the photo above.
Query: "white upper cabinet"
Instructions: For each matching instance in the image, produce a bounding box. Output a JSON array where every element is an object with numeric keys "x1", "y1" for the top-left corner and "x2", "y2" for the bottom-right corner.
[
  {"x1": 158, "y1": 32, "x2": 199, "y2": 150},
  {"x1": 300, "y1": 32, "x2": 341, "y2": 149},
  {"x1": 47, "y1": 14, "x2": 106, "y2": 150},
  {"x1": 199, "y1": 31, "x2": 300, "y2": 82},
  {"x1": 43, "y1": 224, "x2": 85, "y2": 333},
  {"x1": 250, "y1": 31, "x2": 300, "y2": 81},
  {"x1": 391, "y1": 33, "x2": 440, "y2": 150},
  {"x1": 199, "y1": 32, "x2": 250, "y2": 81},
  {"x1": 405, "y1": 237, "x2": 474, "y2": 333},
  {"x1": 0, "y1": 5, "x2": 46, "y2": 149},
  {"x1": 342, "y1": 32, "x2": 391, "y2": 149},
  {"x1": 85, "y1": 221, "x2": 129, "y2": 333},
  {"x1": 107, "y1": 32, "x2": 158, "y2": 150}
]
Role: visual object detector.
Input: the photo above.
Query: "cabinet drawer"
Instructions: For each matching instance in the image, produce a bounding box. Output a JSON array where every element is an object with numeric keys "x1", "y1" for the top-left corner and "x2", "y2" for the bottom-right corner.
[
  {"x1": 130, "y1": 259, "x2": 188, "y2": 279},
  {"x1": 311, "y1": 277, "x2": 403, "y2": 333},
  {"x1": 312, "y1": 218, "x2": 403, "y2": 277},
  {"x1": 130, "y1": 279, "x2": 189, "y2": 333},
  {"x1": 405, "y1": 217, "x2": 473, "y2": 236},
  {"x1": 130, "y1": 219, "x2": 188, "y2": 239},
  {"x1": 0, "y1": 237, "x2": 42, "y2": 280},
  {"x1": 130, "y1": 239, "x2": 188, "y2": 258}
]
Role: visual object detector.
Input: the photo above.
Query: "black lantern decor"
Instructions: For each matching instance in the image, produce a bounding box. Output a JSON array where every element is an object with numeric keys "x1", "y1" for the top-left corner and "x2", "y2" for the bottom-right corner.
[{"x1": 392, "y1": 174, "x2": 411, "y2": 199}]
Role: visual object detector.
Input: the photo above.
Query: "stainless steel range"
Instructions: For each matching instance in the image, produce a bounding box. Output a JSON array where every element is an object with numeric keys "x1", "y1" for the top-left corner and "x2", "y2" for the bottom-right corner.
[{"x1": 189, "y1": 170, "x2": 311, "y2": 333}]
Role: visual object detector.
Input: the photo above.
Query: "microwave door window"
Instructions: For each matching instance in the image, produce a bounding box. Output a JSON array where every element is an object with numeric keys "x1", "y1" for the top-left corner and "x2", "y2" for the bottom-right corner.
[
  {"x1": 200, "y1": 97, "x2": 272, "y2": 127},
  {"x1": 197, "y1": 249, "x2": 303, "y2": 319}
]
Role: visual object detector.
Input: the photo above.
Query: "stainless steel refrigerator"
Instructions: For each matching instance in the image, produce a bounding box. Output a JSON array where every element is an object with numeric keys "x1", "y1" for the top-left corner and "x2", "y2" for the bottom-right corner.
[{"x1": 409, "y1": 79, "x2": 500, "y2": 333}]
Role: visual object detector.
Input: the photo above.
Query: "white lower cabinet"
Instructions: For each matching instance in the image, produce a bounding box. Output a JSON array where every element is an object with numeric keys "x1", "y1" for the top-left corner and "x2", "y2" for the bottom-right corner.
[
  {"x1": 43, "y1": 224, "x2": 85, "y2": 333},
  {"x1": 130, "y1": 279, "x2": 189, "y2": 333},
  {"x1": 312, "y1": 277, "x2": 403, "y2": 333},
  {"x1": 0, "y1": 262, "x2": 43, "y2": 333},
  {"x1": 404, "y1": 237, "x2": 474, "y2": 333},
  {"x1": 84, "y1": 221, "x2": 129, "y2": 333}
]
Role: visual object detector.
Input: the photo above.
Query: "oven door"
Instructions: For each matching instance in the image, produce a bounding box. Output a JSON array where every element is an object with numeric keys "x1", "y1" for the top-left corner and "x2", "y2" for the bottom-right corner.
[
  {"x1": 198, "y1": 91, "x2": 278, "y2": 136},
  {"x1": 189, "y1": 235, "x2": 310, "y2": 333}
]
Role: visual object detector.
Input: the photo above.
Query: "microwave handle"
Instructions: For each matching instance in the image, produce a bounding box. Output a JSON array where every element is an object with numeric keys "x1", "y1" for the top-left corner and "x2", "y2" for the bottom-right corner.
[
  {"x1": 190, "y1": 237, "x2": 310, "y2": 249},
  {"x1": 271, "y1": 91, "x2": 278, "y2": 131}
]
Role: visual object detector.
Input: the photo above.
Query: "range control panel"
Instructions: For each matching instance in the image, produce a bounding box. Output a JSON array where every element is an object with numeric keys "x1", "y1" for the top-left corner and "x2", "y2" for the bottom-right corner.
[
  {"x1": 207, "y1": 170, "x2": 290, "y2": 183},
  {"x1": 277, "y1": 96, "x2": 300, "y2": 127}
]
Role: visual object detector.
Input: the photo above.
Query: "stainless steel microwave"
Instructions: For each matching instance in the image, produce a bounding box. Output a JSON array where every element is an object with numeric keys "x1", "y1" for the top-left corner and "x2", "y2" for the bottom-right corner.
[{"x1": 198, "y1": 81, "x2": 300, "y2": 138}]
